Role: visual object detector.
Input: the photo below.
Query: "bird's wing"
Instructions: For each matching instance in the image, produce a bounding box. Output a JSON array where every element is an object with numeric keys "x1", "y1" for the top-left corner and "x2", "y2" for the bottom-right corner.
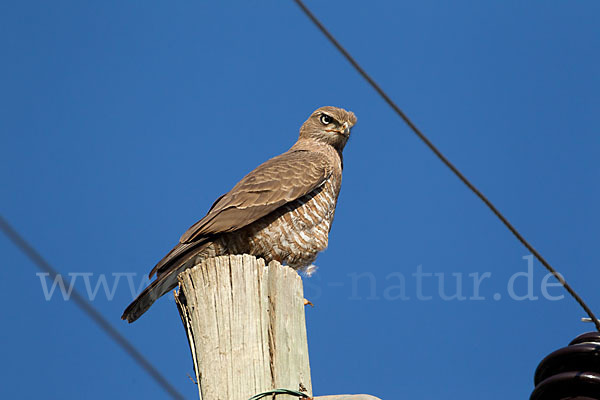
[
  {"x1": 146, "y1": 149, "x2": 332, "y2": 280},
  {"x1": 181, "y1": 149, "x2": 332, "y2": 242}
]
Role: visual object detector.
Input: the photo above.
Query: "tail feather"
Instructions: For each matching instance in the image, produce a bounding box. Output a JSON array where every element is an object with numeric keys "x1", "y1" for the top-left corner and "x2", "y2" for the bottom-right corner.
[
  {"x1": 121, "y1": 265, "x2": 186, "y2": 323},
  {"x1": 122, "y1": 241, "x2": 211, "y2": 323},
  {"x1": 149, "y1": 240, "x2": 208, "y2": 279}
]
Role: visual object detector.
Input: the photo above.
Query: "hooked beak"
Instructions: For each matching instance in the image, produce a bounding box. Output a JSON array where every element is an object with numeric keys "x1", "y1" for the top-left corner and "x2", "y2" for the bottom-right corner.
[
  {"x1": 341, "y1": 121, "x2": 350, "y2": 136},
  {"x1": 325, "y1": 122, "x2": 351, "y2": 137}
]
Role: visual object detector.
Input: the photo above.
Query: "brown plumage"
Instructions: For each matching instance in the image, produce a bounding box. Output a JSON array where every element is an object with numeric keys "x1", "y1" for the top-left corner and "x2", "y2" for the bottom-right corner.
[{"x1": 122, "y1": 106, "x2": 357, "y2": 322}]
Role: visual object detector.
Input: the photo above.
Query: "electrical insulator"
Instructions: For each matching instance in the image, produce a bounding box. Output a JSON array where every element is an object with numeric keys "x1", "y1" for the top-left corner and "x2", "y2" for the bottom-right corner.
[{"x1": 531, "y1": 332, "x2": 600, "y2": 399}]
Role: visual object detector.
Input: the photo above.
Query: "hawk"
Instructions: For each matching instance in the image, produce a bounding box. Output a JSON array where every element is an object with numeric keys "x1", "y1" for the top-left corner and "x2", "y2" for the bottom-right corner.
[{"x1": 122, "y1": 106, "x2": 357, "y2": 322}]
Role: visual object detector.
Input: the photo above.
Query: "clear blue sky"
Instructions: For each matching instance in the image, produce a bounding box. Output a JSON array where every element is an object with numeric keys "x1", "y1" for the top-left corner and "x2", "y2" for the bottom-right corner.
[{"x1": 1, "y1": 1, "x2": 599, "y2": 399}]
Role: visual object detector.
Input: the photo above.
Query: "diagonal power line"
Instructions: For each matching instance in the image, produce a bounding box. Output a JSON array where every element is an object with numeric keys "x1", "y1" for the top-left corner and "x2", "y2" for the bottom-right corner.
[
  {"x1": 0, "y1": 215, "x2": 185, "y2": 400},
  {"x1": 292, "y1": 0, "x2": 600, "y2": 331}
]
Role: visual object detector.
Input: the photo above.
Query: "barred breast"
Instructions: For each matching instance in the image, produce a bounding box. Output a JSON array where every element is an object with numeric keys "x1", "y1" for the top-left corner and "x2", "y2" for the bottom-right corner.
[{"x1": 218, "y1": 174, "x2": 341, "y2": 270}]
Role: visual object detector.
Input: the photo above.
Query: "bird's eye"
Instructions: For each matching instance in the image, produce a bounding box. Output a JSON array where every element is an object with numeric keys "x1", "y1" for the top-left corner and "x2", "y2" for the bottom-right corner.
[{"x1": 320, "y1": 114, "x2": 332, "y2": 125}]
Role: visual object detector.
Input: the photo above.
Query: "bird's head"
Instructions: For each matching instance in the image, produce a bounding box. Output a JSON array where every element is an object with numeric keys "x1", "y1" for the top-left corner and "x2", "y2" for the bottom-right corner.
[{"x1": 299, "y1": 106, "x2": 357, "y2": 150}]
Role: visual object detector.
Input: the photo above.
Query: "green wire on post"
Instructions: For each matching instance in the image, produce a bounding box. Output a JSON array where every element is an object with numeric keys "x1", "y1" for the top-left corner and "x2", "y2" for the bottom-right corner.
[{"x1": 248, "y1": 388, "x2": 311, "y2": 400}]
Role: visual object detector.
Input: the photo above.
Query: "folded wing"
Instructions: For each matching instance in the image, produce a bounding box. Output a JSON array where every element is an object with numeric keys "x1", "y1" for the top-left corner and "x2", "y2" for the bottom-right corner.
[{"x1": 150, "y1": 149, "x2": 333, "y2": 279}]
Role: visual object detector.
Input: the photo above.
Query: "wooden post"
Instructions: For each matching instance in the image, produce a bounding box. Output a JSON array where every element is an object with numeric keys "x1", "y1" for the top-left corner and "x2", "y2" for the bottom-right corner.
[{"x1": 175, "y1": 254, "x2": 312, "y2": 400}]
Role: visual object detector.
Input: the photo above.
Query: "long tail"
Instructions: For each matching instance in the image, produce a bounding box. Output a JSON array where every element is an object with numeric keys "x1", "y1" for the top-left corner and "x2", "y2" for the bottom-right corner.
[{"x1": 121, "y1": 241, "x2": 210, "y2": 323}]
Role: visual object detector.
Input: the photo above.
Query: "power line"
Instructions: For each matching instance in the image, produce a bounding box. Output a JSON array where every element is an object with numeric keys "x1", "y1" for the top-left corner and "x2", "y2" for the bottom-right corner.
[
  {"x1": 292, "y1": 0, "x2": 600, "y2": 331},
  {"x1": 0, "y1": 215, "x2": 185, "y2": 400}
]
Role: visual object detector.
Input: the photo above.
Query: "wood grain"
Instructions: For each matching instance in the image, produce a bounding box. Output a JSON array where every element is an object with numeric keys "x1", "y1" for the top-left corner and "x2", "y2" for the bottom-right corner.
[{"x1": 175, "y1": 255, "x2": 312, "y2": 400}]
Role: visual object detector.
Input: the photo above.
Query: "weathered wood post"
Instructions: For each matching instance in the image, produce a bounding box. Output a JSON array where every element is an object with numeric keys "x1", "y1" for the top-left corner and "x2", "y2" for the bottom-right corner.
[{"x1": 175, "y1": 254, "x2": 312, "y2": 400}]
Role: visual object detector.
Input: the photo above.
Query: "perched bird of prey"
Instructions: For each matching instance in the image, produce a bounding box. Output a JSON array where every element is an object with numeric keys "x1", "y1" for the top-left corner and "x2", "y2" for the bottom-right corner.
[{"x1": 122, "y1": 106, "x2": 356, "y2": 323}]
